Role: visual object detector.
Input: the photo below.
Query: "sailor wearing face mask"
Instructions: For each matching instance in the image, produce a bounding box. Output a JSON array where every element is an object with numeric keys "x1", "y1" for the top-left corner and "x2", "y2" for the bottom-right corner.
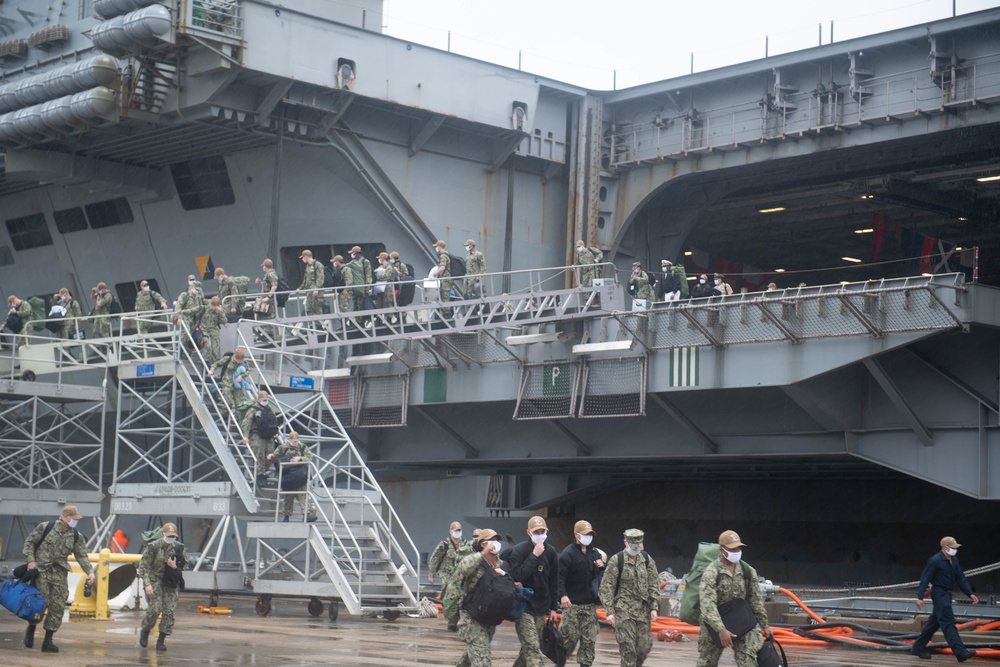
[
  {"x1": 505, "y1": 515, "x2": 560, "y2": 667},
  {"x1": 443, "y1": 528, "x2": 507, "y2": 667},
  {"x1": 573, "y1": 240, "x2": 603, "y2": 288},
  {"x1": 21, "y1": 505, "x2": 96, "y2": 652},
  {"x1": 696, "y1": 530, "x2": 771, "y2": 667},
  {"x1": 911, "y1": 536, "x2": 979, "y2": 662},
  {"x1": 428, "y1": 521, "x2": 472, "y2": 630},
  {"x1": 138, "y1": 522, "x2": 188, "y2": 652},
  {"x1": 600, "y1": 528, "x2": 659, "y2": 667},
  {"x1": 558, "y1": 520, "x2": 605, "y2": 667}
]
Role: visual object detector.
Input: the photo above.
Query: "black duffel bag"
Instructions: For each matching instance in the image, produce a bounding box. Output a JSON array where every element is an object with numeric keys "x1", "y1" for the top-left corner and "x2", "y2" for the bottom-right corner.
[
  {"x1": 278, "y1": 456, "x2": 309, "y2": 490},
  {"x1": 5, "y1": 313, "x2": 23, "y2": 334},
  {"x1": 541, "y1": 617, "x2": 567, "y2": 666},
  {"x1": 162, "y1": 554, "x2": 186, "y2": 590}
]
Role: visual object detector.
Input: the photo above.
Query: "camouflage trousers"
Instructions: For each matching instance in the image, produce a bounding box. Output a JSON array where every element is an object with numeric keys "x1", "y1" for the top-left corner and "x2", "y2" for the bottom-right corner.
[
  {"x1": 694, "y1": 624, "x2": 762, "y2": 667},
  {"x1": 456, "y1": 609, "x2": 496, "y2": 667},
  {"x1": 304, "y1": 293, "x2": 324, "y2": 317},
  {"x1": 203, "y1": 333, "x2": 221, "y2": 367},
  {"x1": 337, "y1": 291, "x2": 352, "y2": 313},
  {"x1": 613, "y1": 617, "x2": 653, "y2": 667},
  {"x1": 561, "y1": 603, "x2": 599, "y2": 666},
  {"x1": 578, "y1": 268, "x2": 598, "y2": 288},
  {"x1": 250, "y1": 434, "x2": 274, "y2": 476},
  {"x1": 512, "y1": 613, "x2": 546, "y2": 667},
  {"x1": 92, "y1": 316, "x2": 112, "y2": 339},
  {"x1": 35, "y1": 567, "x2": 70, "y2": 632},
  {"x1": 143, "y1": 580, "x2": 180, "y2": 636},
  {"x1": 281, "y1": 486, "x2": 311, "y2": 516}
]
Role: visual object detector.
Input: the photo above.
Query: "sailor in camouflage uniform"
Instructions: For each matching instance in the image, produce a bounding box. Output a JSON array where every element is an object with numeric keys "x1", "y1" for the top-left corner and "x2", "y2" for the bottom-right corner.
[
  {"x1": 5, "y1": 295, "x2": 34, "y2": 346},
  {"x1": 430, "y1": 240, "x2": 454, "y2": 308},
  {"x1": 428, "y1": 520, "x2": 473, "y2": 630},
  {"x1": 173, "y1": 279, "x2": 205, "y2": 334},
  {"x1": 209, "y1": 348, "x2": 244, "y2": 409},
  {"x1": 55, "y1": 288, "x2": 84, "y2": 339},
  {"x1": 254, "y1": 259, "x2": 279, "y2": 339},
  {"x1": 267, "y1": 431, "x2": 316, "y2": 521},
  {"x1": 91, "y1": 282, "x2": 114, "y2": 338},
  {"x1": 558, "y1": 520, "x2": 605, "y2": 667},
  {"x1": 242, "y1": 389, "x2": 279, "y2": 481},
  {"x1": 696, "y1": 530, "x2": 771, "y2": 667},
  {"x1": 390, "y1": 251, "x2": 409, "y2": 282},
  {"x1": 134, "y1": 280, "x2": 168, "y2": 334},
  {"x1": 297, "y1": 249, "x2": 325, "y2": 326},
  {"x1": 330, "y1": 255, "x2": 353, "y2": 313},
  {"x1": 599, "y1": 529, "x2": 660, "y2": 667},
  {"x1": 442, "y1": 528, "x2": 506, "y2": 667},
  {"x1": 573, "y1": 240, "x2": 603, "y2": 288},
  {"x1": 375, "y1": 252, "x2": 398, "y2": 311},
  {"x1": 628, "y1": 262, "x2": 655, "y2": 303},
  {"x1": 464, "y1": 239, "x2": 486, "y2": 298},
  {"x1": 345, "y1": 246, "x2": 373, "y2": 314},
  {"x1": 214, "y1": 267, "x2": 250, "y2": 321},
  {"x1": 21, "y1": 505, "x2": 96, "y2": 652},
  {"x1": 200, "y1": 296, "x2": 227, "y2": 365},
  {"x1": 138, "y1": 522, "x2": 189, "y2": 652}
]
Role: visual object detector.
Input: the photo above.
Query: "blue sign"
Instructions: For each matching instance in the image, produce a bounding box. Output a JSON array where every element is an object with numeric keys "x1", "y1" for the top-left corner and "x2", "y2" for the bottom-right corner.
[
  {"x1": 289, "y1": 376, "x2": 315, "y2": 390},
  {"x1": 136, "y1": 364, "x2": 155, "y2": 378}
]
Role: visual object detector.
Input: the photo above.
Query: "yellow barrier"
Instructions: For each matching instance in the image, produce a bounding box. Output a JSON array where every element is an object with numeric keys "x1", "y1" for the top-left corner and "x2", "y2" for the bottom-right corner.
[{"x1": 68, "y1": 549, "x2": 142, "y2": 620}]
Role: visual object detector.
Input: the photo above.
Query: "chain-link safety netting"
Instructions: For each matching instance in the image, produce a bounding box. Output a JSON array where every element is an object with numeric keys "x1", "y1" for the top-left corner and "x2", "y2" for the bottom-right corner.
[
  {"x1": 352, "y1": 372, "x2": 409, "y2": 428},
  {"x1": 578, "y1": 356, "x2": 647, "y2": 418},
  {"x1": 512, "y1": 360, "x2": 581, "y2": 420}
]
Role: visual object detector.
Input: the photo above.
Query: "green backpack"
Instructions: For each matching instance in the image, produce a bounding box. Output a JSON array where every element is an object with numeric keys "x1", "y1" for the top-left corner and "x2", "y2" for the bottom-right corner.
[
  {"x1": 27, "y1": 296, "x2": 46, "y2": 320},
  {"x1": 678, "y1": 542, "x2": 719, "y2": 625}
]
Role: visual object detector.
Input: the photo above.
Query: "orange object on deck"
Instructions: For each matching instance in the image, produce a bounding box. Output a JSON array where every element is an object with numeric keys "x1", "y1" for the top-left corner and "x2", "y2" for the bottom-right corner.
[{"x1": 110, "y1": 529, "x2": 129, "y2": 553}]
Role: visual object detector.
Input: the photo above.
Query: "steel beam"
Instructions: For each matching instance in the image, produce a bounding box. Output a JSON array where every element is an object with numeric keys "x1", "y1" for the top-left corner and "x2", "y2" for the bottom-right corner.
[
  {"x1": 409, "y1": 114, "x2": 446, "y2": 156},
  {"x1": 254, "y1": 80, "x2": 294, "y2": 125},
  {"x1": 546, "y1": 420, "x2": 592, "y2": 456},
  {"x1": 649, "y1": 393, "x2": 717, "y2": 454},
  {"x1": 414, "y1": 406, "x2": 479, "y2": 459},
  {"x1": 862, "y1": 358, "x2": 934, "y2": 446},
  {"x1": 781, "y1": 385, "x2": 844, "y2": 431},
  {"x1": 905, "y1": 348, "x2": 998, "y2": 414}
]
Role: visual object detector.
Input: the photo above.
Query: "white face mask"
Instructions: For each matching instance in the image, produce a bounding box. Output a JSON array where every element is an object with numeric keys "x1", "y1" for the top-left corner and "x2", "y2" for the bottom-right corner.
[
  {"x1": 578, "y1": 534, "x2": 593, "y2": 546},
  {"x1": 946, "y1": 547, "x2": 957, "y2": 557},
  {"x1": 435, "y1": 247, "x2": 443, "y2": 254},
  {"x1": 724, "y1": 548, "x2": 742, "y2": 563},
  {"x1": 68, "y1": 518, "x2": 79, "y2": 528},
  {"x1": 465, "y1": 246, "x2": 472, "y2": 252},
  {"x1": 142, "y1": 286, "x2": 150, "y2": 292},
  {"x1": 164, "y1": 535, "x2": 177, "y2": 544},
  {"x1": 188, "y1": 279, "x2": 196, "y2": 286},
  {"x1": 699, "y1": 279, "x2": 706, "y2": 284},
  {"x1": 260, "y1": 400, "x2": 269, "y2": 407},
  {"x1": 389, "y1": 258, "x2": 396, "y2": 264},
  {"x1": 624, "y1": 545, "x2": 640, "y2": 557},
  {"x1": 530, "y1": 532, "x2": 547, "y2": 545},
  {"x1": 451, "y1": 530, "x2": 462, "y2": 539},
  {"x1": 576, "y1": 246, "x2": 584, "y2": 253},
  {"x1": 714, "y1": 279, "x2": 721, "y2": 285},
  {"x1": 484, "y1": 540, "x2": 501, "y2": 554}
]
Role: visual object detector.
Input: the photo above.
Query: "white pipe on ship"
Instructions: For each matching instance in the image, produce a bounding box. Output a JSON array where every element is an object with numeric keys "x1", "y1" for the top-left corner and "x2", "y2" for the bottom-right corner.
[
  {"x1": 0, "y1": 86, "x2": 117, "y2": 144},
  {"x1": 0, "y1": 56, "x2": 119, "y2": 114},
  {"x1": 91, "y1": 5, "x2": 171, "y2": 54},
  {"x1": 95, "y1": 0, "x2": 159, "y2": 20}
]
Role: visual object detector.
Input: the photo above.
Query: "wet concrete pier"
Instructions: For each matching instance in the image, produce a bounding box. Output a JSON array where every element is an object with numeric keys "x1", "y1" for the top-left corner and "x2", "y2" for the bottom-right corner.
[{"x1": 0, "y1": 593, "x2": 961, "y2": 665}]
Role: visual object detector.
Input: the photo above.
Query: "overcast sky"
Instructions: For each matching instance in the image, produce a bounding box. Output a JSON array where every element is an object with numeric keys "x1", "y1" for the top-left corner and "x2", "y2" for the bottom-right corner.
[{"x1": 382, "y1": 0, "x2": 998, "y2": 89}]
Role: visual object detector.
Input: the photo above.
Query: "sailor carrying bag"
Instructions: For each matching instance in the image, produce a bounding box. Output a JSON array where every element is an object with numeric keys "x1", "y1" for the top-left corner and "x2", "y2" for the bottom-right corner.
[{"x1": 706, "y1": 561, "x2": 758, "y2": 647}]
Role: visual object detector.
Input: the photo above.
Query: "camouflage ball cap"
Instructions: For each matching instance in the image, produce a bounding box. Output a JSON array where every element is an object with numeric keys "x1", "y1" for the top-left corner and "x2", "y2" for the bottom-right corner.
[
  {"x1": 941, "y1": 536, "x2": 961, "y2": 549},
  {"x1": 162, "y1": 522, "x2": 178, "y2": 537},
  {"x1": 624, "y1": 528, "x2": 644, "y2": 548},
  {"x1": 719, "y1": 530, "x2": 746, "y2": 549},
  {"x1": 62, "y1": 505, "x2": 83, "y2": 520}
]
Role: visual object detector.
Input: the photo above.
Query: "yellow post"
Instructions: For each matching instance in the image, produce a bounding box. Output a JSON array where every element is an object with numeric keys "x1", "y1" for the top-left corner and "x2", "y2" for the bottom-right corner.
[{"x1": 69, "y1": 550, "x2": 140, "y2": 620}]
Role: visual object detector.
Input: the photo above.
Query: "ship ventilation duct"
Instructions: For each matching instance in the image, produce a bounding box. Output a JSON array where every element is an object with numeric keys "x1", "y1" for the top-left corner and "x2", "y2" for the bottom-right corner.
[
  {"x1": 0, "y1": 56, "x2": 119, "y2": 113},
  {"x1": 91, "y1": 4, "x2": 172, "y2": 55},
  {"x1": 0, "y1": 86, "x2": 117, "y2": 144},
  {"x1": 94, "y1": 0, "x2": 160, "y2": 20}
]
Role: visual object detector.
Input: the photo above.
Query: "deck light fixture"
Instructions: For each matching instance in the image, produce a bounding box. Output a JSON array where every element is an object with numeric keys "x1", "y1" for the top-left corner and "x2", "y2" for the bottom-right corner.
[
  {"x1": 854, "y1": 228, "x2": 874, "y2": 234},
  {"x1": 841, "y1": 256, "x2": 862, "y2": 263},
  {"x1": 572, "y1": 340, "x2": 635, "y2": 355},
  {"x1": 976, "y1": 175, "x2": 1000, "y2": 183},
  {"x1": 758, "y1": 206, "x2": 786, "y2": 213},
  {"x1": 345, "y1": 352, "x2": 394, "y2": 366}
]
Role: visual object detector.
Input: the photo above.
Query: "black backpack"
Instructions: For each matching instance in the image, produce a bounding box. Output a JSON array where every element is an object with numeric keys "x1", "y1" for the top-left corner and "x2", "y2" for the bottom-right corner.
[
  {"x1": 463, "y1": 558, "x2": 517, "y2": 626},
  {"x1": 397, "y1": 281, "x2": 416, "y2": 307},
  {"x1": 447, "y1": 253, "x2": 467, "y2": 278},
  {"x1": 257, "y1": 407, "x2": 279, "y2": 439},
  {"x1": 109, "y1": 296, "x2": 122, "y2": 315},
  {"x1": 278, "y1": 455, "x2": 309, "y2": 490},
  {"x1": 275, "y1": 277, "x2": 291, "y2": 307},
  {"x1": 5, "y1": 313, "x2": 23, "y2": 334},
  {"x1": 323, "y1": 266, "x2": 344, "y2": 290}
]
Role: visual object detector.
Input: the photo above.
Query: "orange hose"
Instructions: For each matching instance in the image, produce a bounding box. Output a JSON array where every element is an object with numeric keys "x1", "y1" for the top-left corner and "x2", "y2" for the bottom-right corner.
[
  {"x1": 974, "y1": 619, "x2": 1000, "y2": 632},
  {"x1": 778, "y1": 587, "x2": 827, "y2": 624}
]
